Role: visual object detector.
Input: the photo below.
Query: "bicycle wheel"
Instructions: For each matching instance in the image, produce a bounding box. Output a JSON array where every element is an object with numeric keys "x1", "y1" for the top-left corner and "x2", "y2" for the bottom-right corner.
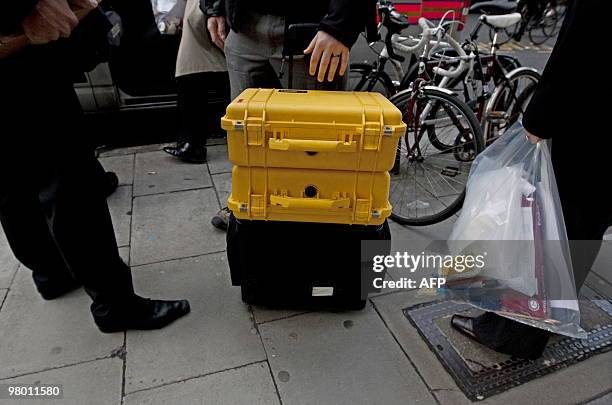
[
  {"x1": 389, "y1": 87, "x2": 484, "y2": 226},
  {"x1": 483, "y1": 68, "x2": 540, "y2": 143},
  {"x1": 349, "y1": 63, "x2": 395, "y2": 97},
  {"x1": 528, "y1": 6, "x2": 559, "y2": 45},
  {"x1": 541, "y1": 4, "x2": 562, "y2": 37}
]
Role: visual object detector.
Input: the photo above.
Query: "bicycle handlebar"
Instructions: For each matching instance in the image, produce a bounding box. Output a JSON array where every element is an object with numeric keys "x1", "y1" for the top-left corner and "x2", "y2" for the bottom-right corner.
[
  {"x1": 391, "y1": 18, "x2": 436, "y2": 53},
  {"x1": 380, "y1": 6, "x2": 406, "y2": 62},
  {"x1": 431, "y1": 35, "x2": 472, "y2": 79},
  {"x1": 385, "y1": 30, "x2": 405, "y2": 62}
]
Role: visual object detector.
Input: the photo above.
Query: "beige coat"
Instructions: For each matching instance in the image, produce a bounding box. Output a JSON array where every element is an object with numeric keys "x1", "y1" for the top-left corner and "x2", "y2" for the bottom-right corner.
[{"x1": 175, "y1": 0, "x2": 227, "y2": 77}]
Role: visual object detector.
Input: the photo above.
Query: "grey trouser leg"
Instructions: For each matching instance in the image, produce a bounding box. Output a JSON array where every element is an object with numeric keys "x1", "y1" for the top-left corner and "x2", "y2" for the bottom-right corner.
[{"x1": 224, "y1": 13, "x2": 348, "y2": 99}]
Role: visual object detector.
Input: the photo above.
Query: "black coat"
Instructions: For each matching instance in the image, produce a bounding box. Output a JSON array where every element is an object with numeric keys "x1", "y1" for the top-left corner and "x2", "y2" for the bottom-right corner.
[
  {"x1": 201, "y1": 0, "x2": 375, "y2": 48},
  {"x1": 523, "y1": 0, "x2": 606, "y2": 140},
  {"x1": 522, "y1": 0, "x2": 611, "y2": 264},
  {"x1": 0, "y1": 0, "x2": 38, "y2": 34}
]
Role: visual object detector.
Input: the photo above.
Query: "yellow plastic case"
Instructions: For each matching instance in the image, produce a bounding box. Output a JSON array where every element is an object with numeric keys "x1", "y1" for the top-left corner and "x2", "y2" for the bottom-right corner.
[
  {"x1": 222, "y1": 89, "x2": 406, "y2": 172},
  {"x1": 228, "y1": 166, "x2": 392, "y2": 225}
]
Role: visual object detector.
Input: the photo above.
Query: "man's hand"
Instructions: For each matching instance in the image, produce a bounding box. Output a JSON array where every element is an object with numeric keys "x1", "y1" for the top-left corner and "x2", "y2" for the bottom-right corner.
[
  {"x1": 69, "y1": 0, "x2": 99, "y2": 12},
  {"x1": 525, "y1": 130, "x2": 543, "y2": 144},
  {"x1": 22, "y1": 0, "x2": 83, "y2": 45},
  {"x1": 207, "y1": 16, "x2": 226, "y2": 49},
  {"x1": 304, "y1": 31, "x2": 349, "y2": 83}
]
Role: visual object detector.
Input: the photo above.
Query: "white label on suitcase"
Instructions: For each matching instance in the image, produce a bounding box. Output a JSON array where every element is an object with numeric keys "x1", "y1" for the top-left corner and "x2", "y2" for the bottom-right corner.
[{"x1": 312, "y1": 287, "x2": 334, "y2": 297}]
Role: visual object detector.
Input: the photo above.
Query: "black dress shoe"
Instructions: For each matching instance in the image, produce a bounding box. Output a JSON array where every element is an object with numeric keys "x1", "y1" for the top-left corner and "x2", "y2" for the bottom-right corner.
[
  {"x1": 451, "y1": 312, "x2": 550, "y2": 360},
  {"x1": 103, "y1": 171, "x2": 119, "y2": 197},
  {"x1": 163, "y1": 143, "x2": 207, "y2": 163},
  {"x1": 93, "y1": 295, "x2": 191, "y2": 333},
  {"x1": 451, "y1": 314, "x2": 479, "y2": 341},
  {"x1": 36, "y1": 277, "x2": 82, "y2": 300}
]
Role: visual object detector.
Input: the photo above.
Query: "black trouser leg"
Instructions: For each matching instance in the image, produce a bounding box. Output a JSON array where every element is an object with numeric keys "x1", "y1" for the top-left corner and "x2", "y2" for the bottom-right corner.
[
  {"x1": 39, "y1": 150, "x2": 135, "y2": 307},
  {"x1": 0, "y1": 187, "x2": 74, "y2": 289},
  {"x1": 465, "y1": 143, "x2": 612, "y2": 358},
  {"x1": 1, "y1": 61, "x2": 134, "y2": 309},
  {"x1": 176, "y1": 72, "x2": 229, "y2": 147}
]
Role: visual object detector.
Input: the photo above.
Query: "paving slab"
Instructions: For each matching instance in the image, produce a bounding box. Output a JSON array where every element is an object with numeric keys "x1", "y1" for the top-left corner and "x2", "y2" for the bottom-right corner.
[
  {"x1": 130, "y1": 188, "x2": 224, "y2": 266},
  {"x1": 0, "y1": 358, "x2": 123, "y2": 405},
  {"x1": 371, "y1": 290, "x2": 612, "y2": 405},
  {"x1": 389, "y1": 218, "x2": 456, "y2": 249},
  {"x1": 252, "y1": 307, "x2": 309, "y2": 325},
  {"x1": 586, "y1": 391, "x2": 612, "y2": 405},
  {"x1": 206, "y1": 145, "x2": 232, "y2": 175},
  {"x1": 107, "y1": 185, "x2": 132, "y2": 247},
  {"x1": 125, "y1": 254, "x2": 266, "y2": 393},
  {"x1": 211, "y1": 172, "x2": 232, "y2": 208},
  {"x1": 387, "y1": 218, "x2": 456, "y2": 282},
  {"x1": 119, "y1": 247, "x2": 130, "y2": 266},
  {"x1": 0, "y1": 269, "x2": 123, "y2": 379},
  {"x1": 258, "y1": 304, "x2": 436, "y2": 405},
  {"x1": 98, "y1": 143, "x2": 173, "y2": 158},
  {"x1": 133, "y1": 151, "x2": 212, "y2": 196},
  {"x1": 0, "y1": 230, "x2": 19, "y2": 289},
  {"x1": 99, "y1": 154, "x2": 135, "y2": 185},
  {"x1": 124, "y1": 362, "x2": 279, "y2": 405}
]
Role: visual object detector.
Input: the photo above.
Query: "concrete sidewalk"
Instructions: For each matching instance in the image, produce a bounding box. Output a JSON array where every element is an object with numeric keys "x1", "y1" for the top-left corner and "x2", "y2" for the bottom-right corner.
[{"x1": 0, "y1": 144, "x2": 610, "y2": 405}]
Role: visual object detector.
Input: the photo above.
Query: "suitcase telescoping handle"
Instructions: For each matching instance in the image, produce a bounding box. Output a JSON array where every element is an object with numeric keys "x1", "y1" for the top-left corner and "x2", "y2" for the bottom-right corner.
[
  {"x1": 268, "y1": 138, "x2": 357, "y2": 153},
  {"x1": 270, "y1": 195, "x2": 351, "y2": 210}
]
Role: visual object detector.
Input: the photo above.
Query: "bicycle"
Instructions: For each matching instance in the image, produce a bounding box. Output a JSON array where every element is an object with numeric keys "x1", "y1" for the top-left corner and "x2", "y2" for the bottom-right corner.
[
  {"x1": 386, "y1": 18, "x2": 486, "y2": 226},
  {"x1": 400, "y1": 5, "x2": 541, "y2": 146},
  {"x1": 388, "y1": 9, "x2": 540, "y2": 226},
  {"x1": 480, "y1": 0, "x2": 565, "y2": 45},
  {"x1": 350, "y1": 1, "x2": 522, "y2": 98},
  {"x1": 349, "y1": 0, "x2": 455, "y2": 98}
]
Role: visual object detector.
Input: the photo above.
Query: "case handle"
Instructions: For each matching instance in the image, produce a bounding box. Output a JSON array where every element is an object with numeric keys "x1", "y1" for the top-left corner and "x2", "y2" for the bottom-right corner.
[
  {"x1": 270, "y1": 195, "x2": 350, "y2": 210},
  {"x1": 268, "y1": 138, "x2": 357, "y2": 153}
]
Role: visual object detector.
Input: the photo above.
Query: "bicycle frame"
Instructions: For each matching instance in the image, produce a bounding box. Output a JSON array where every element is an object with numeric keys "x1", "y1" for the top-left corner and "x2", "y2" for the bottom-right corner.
[{"x1": 415, "y1": 17, "x2": 529, "y2": 134}]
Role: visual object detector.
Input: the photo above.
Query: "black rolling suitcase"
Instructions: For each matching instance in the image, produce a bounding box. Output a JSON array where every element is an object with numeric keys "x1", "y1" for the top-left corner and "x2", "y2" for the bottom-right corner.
[{"x1": 227, "y1": 214, "x2": 391, "y2": 310}]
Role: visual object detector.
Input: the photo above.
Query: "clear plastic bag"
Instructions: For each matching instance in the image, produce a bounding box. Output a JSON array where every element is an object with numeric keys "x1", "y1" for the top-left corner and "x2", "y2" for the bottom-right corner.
[{"x1": 440, "y1": 122, "x2": 586, "y2": 338}]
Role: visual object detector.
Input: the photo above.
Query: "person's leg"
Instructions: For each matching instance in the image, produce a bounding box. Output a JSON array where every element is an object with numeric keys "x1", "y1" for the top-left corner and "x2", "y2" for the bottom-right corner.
[
  {"x1": 0, "y1": 186, "x2": 80, "y2": 300},
  {"x1": 211, "y1": 14, "x2": 284, "y2": 230},
  {"x1": 224, "y1": 16, "x2": 283, "y2": 99},
  {"x1": 41, "y1": 152, "x2": 135, "y2": 303},
  {"x1": 553, "y1": 141, "x2": 611, "y2": 291},
  {"x1": 164, "y1": 72, "x2": 215, "y2": 163},
  {"x1": 0, "y1": 55, "x2": 191, "y2": 330},
  {"x1": 452, "y1": 140, "x2": 612, "y2": 359},
  {"x1": 92, "y1": 157, "x2": 120, "y2": 198}
]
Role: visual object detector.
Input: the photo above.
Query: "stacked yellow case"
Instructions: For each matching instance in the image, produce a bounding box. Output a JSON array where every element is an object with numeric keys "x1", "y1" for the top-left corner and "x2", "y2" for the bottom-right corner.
[{"x1": 222, "y1": 88, "x2": 407, "y2": 226}]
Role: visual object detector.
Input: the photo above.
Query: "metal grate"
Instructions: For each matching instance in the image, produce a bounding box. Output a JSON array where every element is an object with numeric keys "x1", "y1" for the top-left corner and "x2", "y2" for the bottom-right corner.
[{"x1": 404, "y1": 287, "x2": 612, "y2": 401}]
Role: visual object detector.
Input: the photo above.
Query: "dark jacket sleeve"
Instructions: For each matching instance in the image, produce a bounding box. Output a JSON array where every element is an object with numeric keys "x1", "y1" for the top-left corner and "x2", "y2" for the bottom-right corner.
[
  {"x1": 522, "y1": 0, "x2": 595, "y2": 139},
  {"x1": 0, "y1": 0, "x2": 39, "y2": 34},
  {"x1": 201, "y1": 0, "x2": 225, "y2": 17},
  {"x1": 318, "y1": 0, "x2": 375, "y2": 48}
]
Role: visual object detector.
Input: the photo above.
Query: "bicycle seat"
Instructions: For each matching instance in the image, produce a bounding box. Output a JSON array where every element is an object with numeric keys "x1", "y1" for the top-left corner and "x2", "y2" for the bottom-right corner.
[
  {"x1": 470, "y1": 0, "x2": 518, "y2": 15},
  {"x1": 482, "y1": 12, "x2": 522, "y2": 29}
]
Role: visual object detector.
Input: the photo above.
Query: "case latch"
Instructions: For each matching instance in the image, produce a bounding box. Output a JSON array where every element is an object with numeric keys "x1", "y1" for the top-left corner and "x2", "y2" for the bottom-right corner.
[
  {"x1": 249, "y1": 194, "x2": 265, "y2": 217},
  {"x1": 246, "y1": 117, "x2": 264, "y2": 146},
  {"x1": 363, "y1": 122, "x2": 382, "y2": 151},
  {"x1": 354, "y1": 199, "x2": 372, "y2": 222}
]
